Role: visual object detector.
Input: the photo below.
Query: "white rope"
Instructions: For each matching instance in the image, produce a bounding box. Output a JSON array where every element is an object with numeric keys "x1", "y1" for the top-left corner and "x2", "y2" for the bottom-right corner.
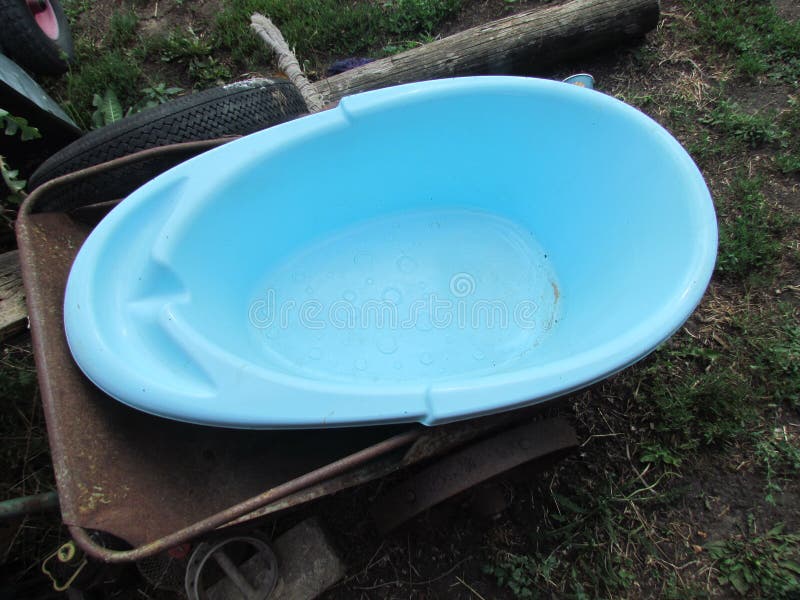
[{"x1": 250, "y1": 13, "x2": 326, "y2": 112}]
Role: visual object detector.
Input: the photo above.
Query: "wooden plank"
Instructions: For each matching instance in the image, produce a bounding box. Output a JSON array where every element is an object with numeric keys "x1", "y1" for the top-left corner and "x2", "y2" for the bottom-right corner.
[
  {"x1": 312, "y1": 0, "x2": 659, "y2": 105},
  {"x1": 0, "y1": 250, "x2": 27, "y2": 341}
]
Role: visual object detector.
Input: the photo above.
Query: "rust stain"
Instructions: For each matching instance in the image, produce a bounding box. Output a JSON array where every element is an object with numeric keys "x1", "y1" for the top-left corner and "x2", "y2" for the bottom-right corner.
[{"x1": 551, "y1": 281, "x2": 560, "y2": 302}]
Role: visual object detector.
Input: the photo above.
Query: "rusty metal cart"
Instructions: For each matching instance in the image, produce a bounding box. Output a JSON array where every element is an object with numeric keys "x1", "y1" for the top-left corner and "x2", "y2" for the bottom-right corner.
[{"x1": 16, "y1": 139, "x2": 577, "y2": 598}]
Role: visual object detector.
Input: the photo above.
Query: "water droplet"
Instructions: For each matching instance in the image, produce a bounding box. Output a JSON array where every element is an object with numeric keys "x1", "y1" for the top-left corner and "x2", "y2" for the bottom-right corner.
[
  {"x1": 382, "y1": 287, "x2": 402, "y2": 304},
  {"x1": 343, "y1": 290, "x2": 357, "y2": 302},
  {"x1": 377, "y1": 336, "x2": 398, "y2": 354},
  {"x1": 394, "y1": 360, "x2": 403, "y2": 370},
  {"x1": 473, "y1": 350, "x2": 485, "y2": 360},
  {"x1": 397, "y1": 255, "x2": 417, "y2": 273},
  {"x1": 355, "y1": 359, "x2": 367, "y2": 371},
  {"x1": 420, "y1": 352, "x2": 433, "y2": 365},
  {"x1": 309, "y1": 347, "x2": 322, "y2": 360},
  {"x1": 366, "y1": 277, "x2": 375, "y2": 285},
  {"x1": 305, "y1": 286, "x2": 314, "y2": 295},
  {"x1": 430, "y1": 221, "x2": 441, "y2": 230}
]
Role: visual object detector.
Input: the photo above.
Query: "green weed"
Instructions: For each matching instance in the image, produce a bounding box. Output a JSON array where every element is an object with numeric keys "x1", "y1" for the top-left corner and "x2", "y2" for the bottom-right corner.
[
  {"x1": 90, "y1": 89, "x2": 124, "y2": 129},
  {"x1": 138, "y1": 83, "x2": 184, "y2": 109},
  {"x1": 776, "y1": 153, "x2": 800, "y2": 174},
  {"x1": 484, "y1": 552, "x2": 543, "y2": 598},
  {"x1": 486, "y1": 476, "x2": 677, "y2": 598},
  {"x1": 0, "y1": 109, "x2": 41, "y2": 204},
  {"x1": 733, "y1": 305, "x2": 800, "y2": 407},
  {"x1": 645, "y1": 369, "x2": 752, "y2": 452},
  {"x1": 776, "y1": 97, "x2": 800, "y2": 174},
  {"x1": 755, "y1": 433, "x2": 800, "y2": 506},
  {"x1": 89, "y1": 83, "x2": 186, "y2": 129},
  {"x1": 188, "y1": 57, "x2": 232, "y2": 89},
  {"x1": 108, "y1": 10, "x2": 139, "y2": 48},
  {"x1": 64, "y1": 44, "x2": 142, "y2": 129},
  {"x1": 706, "y1": 522, "x2": 800, "y2": 598},
  {"x1": 157, "y1": 28, "x2": 231, "y2": 88},
  {"x1": 61, "y1": 0, "x2": 91, "y2": 21},
  {"x1": 0, "y1": 109, "x2": 40, "y2": 142},
  {"x1": 700, "y1": 100, "x2": 783, "y2": 149},
  {"x1": 214, "y1": 0, "x2": 461, "y2": 70},
  {"x1": 160, "y1": 27, "x2": 215, "y2": 62},
  {"x1": 715, "y1": 174, "x2": 782, "y2": 280},
  {"x1": 687, "y1": 0, "x2": 800, "y2": 81}
]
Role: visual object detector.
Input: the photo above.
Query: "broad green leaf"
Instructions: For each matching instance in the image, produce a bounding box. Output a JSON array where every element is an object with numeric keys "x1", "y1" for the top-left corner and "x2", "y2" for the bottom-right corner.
[
  {"x1": 780, "y1": 560, "x2": 800, "y2": 575},
  {"x1": 728, "y1": 571, "x2": 749, "y2": 595}
]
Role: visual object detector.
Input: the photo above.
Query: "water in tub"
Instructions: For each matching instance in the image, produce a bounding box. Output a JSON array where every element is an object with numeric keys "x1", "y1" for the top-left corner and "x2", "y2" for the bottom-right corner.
[{"x1": 249, "y1": 208, "x2": 560, "y2": 382}]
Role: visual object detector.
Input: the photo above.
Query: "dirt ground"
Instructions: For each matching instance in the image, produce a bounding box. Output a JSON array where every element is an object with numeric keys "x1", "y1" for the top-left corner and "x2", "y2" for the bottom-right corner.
[{"x1": 2, "y1": 0, "x2": 799, "y2": 598}]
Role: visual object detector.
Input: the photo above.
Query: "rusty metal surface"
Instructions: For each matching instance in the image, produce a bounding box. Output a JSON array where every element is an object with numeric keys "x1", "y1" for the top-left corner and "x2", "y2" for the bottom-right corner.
[
  {"x1": 371, "y1": 416, "x2": 578, "y2": 533},
  {"x1": 15, "y1": 139, "x2": 568, "y2": 563},
  {"x1": 15, "y1": 141, "x2": 415, "y2": 555},
  {"x1": 66, "y1": 430, "x2": 421, "y2": 563}
]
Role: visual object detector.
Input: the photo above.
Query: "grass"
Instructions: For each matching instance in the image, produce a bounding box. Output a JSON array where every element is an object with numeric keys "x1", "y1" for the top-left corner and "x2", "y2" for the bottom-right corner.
[
  {"x1": 108, "y1": 9, "x2": 139, "y2": 48},
  {"x1": 214, "y1": 0, "x2": 462, "y2": 72},
  {"x1": 484, "y1": 464, "x2": 691, "y2": 598},
  {"x1": 776, "y1": 96, "x2": 800, "y2": 174},
  {"x1": 63, "y1": 44, "x2": 142, "y2": 129},
  {"x1": 687, "y1": 0, "x2": 800, "y2": 82},
  {"x1": 715, "y1": 174, "x2": 782, "y2": 280},
  {"x1": 156, "y1": 27, "x2": 232, "y2": 88},
  {"x1": 706, "y1": 522, "x2": 800, "y2": 598},
  {"x1": 55, "y1": 0, "x2": 463, "y2": 122},
  {"x1": 484, "y1": 17, "x2": 800, "y2": 580},
  {"x1": 700, "y1": 99, "x2": 783, "y2": 149}
]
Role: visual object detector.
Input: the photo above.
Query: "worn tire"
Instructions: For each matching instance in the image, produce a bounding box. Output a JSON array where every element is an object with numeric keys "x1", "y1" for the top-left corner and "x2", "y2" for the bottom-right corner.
[
  {"x1": 28, "y1": 78, "x2": 308, "y2": 205},
  {"x1": 0, "y1": 0, "x2": 74, "y2": 75}
]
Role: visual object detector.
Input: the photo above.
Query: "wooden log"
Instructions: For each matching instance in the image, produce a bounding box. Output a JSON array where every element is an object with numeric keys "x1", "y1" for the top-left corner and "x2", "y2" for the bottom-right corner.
[
  {"x1": 0, "y1": 250, "x2": 27, "y2": 341},
  {"x1": 312, "y1": 0, "x2": 659, "y2": 105}
]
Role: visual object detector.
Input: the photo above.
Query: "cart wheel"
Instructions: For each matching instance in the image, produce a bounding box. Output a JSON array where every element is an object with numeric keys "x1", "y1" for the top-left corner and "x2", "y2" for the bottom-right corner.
[
  {"x1": 0, "y1": 0, "x2": 74, "y2": 75},
  {"x1": 185, "y1": 535, "x2": 278, "y2": 600},
  {"x1": 28, "y1": 78, "x2": 308, "y2": 208}
]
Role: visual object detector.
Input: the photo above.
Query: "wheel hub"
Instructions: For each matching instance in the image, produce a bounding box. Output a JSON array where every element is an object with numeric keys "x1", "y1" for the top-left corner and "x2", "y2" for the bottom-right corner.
[{"x1": 26, "y1": 0, "x2": 60, "y2": 40}]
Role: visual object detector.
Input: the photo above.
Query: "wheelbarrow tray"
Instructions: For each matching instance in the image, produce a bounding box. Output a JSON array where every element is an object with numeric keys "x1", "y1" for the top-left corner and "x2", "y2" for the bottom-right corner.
[{"x1": 16, "y1": 140, "x2": 571, "y2": 561}]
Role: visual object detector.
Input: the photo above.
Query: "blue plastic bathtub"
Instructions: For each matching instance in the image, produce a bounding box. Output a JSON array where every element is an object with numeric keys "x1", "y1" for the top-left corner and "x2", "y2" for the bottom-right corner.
[{"x1": 64, "y1": 76, "x2": 718, "y2": 429}]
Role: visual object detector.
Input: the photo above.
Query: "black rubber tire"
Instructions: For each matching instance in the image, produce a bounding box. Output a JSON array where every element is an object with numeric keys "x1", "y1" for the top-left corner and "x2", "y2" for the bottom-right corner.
[
  {"x1": 28, "y1": 78, "x2": 308, "y2": 202},
  {"x1": 0, "y1": 0, "x2": 74, "y2": 75}
]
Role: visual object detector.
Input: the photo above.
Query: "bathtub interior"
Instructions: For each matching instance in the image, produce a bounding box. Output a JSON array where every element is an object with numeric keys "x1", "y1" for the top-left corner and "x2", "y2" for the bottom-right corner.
[{"x1": 90, "y1": 80, "x2": 712, "y2": 391}]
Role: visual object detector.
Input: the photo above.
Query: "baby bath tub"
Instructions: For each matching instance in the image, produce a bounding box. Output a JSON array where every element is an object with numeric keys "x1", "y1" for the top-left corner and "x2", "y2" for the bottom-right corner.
[{"x1": 64, "y1": 76, "x2": 718, "y2": 429}]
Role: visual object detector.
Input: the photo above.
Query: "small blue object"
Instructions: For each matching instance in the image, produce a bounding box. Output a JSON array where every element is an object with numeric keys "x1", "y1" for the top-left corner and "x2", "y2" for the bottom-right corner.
[
  {"x1": 64, "y1": 76, "x2": 717, "y2": 429},
  {"x1": 327, "y1": 57, "x2": 374, "y2": 76},
  {"x1": 562, "y1": 73, "x2": 595, "y2": 89}
]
